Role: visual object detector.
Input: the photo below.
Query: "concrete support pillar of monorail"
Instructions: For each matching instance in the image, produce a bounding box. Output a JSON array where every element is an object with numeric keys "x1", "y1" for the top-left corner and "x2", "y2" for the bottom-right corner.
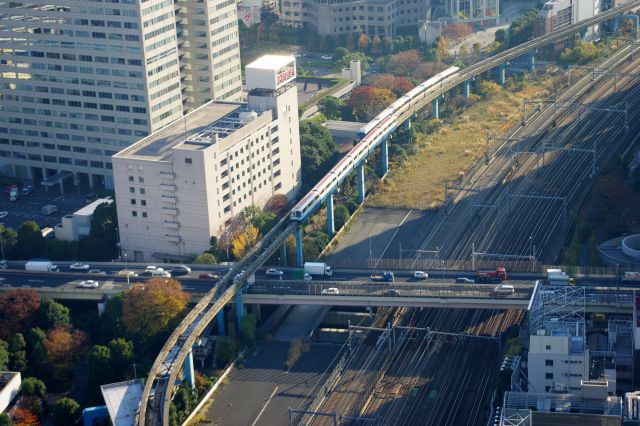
[
  {"x1": 498, "y1": 63, "x2": 506, "y2": 86},
  {"x1": 381, "y1": 138, "x2": 389, "y2": 176},
  {"x1": 357, "y1": 163, "x2": 366, "y2": 203},
  {"x1": 528, "y1": 52, "x2": 536, "y2": 73},
  {"x1": 184, "y1": 349, "x2": 195, "y2": 388},
  {"x1": 235, "y1": 288, "x2": 245, "y2": 329},
  {"x1": 463, "y1": 80, "x2": 471, "y2": 98},
  {"x1": 403, "y1": 119, "x2": 411, "y2": 130},
  {"x1": 431, "y1": 98, "x2": 439, "y2": 119},
  {"x1": 281, "y1": 242, "x2": 287, "y2": 267},
  {"x1": 326, "y1": 192, "x2": 335, "y2": 237},
  {"x1": 295, "y1": 227, "x2": 304, "y2": 267},
  {"x1": 217, "y1": 310, "x2": 226, "y2": 336}
]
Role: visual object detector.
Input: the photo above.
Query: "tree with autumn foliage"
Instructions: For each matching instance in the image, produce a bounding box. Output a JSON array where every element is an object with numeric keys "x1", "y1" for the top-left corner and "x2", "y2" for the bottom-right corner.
[
  {"x1": 358, "y1": 33, "x2": 370, "y2": 52},
  {"x1": 436, "y1": 36, "x2": 449, "y2": 60},
  {"x1": 369, "y1": 74, "x2": 415, "y2": 96},
  {"x1": 232, "y1": 225, "x2": 259, "y2": 259},
  {"x1": 122, "y1": 279, "x2": 189, "y2": 348},
  {"x1": 0, "y1": 289, "x2": 40, "y2": 339},
  {"x1": 10, "y1": 407, "x2": 39, "y2": 426},
  {"x1": 386, "y1": 50, "x2": 421, "y2": 76},
  {"x1": 371, "y1": 35, "x2": 382, "y2": 54},
  {"x1": 442, "y1": 22, "x2": 472, "y2": 42},
  {"x1": 348, "y1": 86, "x2": 397, "y2": 121},
  {"x1": 43, "y1": 327, "x2": 89, "y2": 389}
]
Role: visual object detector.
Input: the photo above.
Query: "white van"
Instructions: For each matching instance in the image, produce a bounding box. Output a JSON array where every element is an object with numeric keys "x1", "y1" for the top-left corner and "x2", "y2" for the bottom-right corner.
[
  {"x1": 494, "y1": 284, "x2": 514, "y2": 295},
  {"x1": 151, "y1": 269, "x2": 171, "y2": 278}
]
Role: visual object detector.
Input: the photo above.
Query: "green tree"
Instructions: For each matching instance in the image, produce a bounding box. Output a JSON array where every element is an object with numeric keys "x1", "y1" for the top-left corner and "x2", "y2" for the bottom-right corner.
[
  {"x1": 169, "y1": 384, "x2": 198, "y2": 426},
  {"x1": 345, "y1": 200, "x2": 359, "y2": 215},
  {"x1": 9, "y1": 333, "x2": 26, "y2": 371},
  {"x1": 194, "y1": 253, "x2": 217, "y2": 264},
  {"x1": 44, "y1": 239, "x2": 78, "y2": 261},
  {"x1": 495, "y1": 28, "x2": 507, "y2": 43},
  {"x1": 14, "y1": 221, "x2": 45, "y2": 259},
  {"x1": 239, "y1": 314, "x2": 257, "y2": 346},
  {"x1": 92, "y1": 293, "x2": 125, "y2": 344},
  {"x1": 108, "y1": 338, "x2": 134, "y2": 375},
  {"x1": 0, "y1": 413, "x2": 12, "y2": 426},
  {"x1": 333, "y1": 47, "x2": 350, "y2": 61},
  {"x1": 508, "y1": 9, "x2": 539, "y2": 46},
  {"x1": 26, "y1": 327, "x2": 46, "y2": 376},
  {"x1": 53, "y1": 397, "x2": 81, "y2": 426},
  {"x1": 0, "y1": 340, "x2": 8, "y2": 370},
  {"x1": 208, "y1": 236, "x2": 218, "y2": 255},
  {"x1": 88, "y1": 345, "x2": 112, "y2": 387},
  {"x1": 36, "y1": 298, "x2": 70, "y2": 330},
  {"x1": 318, "y1": 96, "x2": 346, "y2": 120},
  {"x1": 299, "y1": 120, "x2": 338, "y2": 192},
  {"x1": 78, "y1": 201, "x2": 118, "y2": 261},
  {"x1": 20, "y1": 377, "x2": 46, "y2": 398},
  {"x1": 333, "y1": 205, "x2": 350, "y2": 230},
  {"x1": 216, "y1": 337, "x2": 237, "y2": 367},
  {"x1": 0, "y1": 225, "x2": 17, "y2": 259}
]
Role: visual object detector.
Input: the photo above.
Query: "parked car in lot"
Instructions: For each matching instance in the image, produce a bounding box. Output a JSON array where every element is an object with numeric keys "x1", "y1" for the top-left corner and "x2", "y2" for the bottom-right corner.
[
  {"x1": 455, "y1": 277, "x2": 475, "y2": 284},
  {"x1": 88, "y1": 269, "x2": 107, "y2": 275},
  {"x1": 0, "y1": 211, "x2": 8, "y2": 220},
  {"x1": 266, "y1": 268, "x2": 284, "y2": 277},
  {"x1": 321, "y1": 54, "x2": 333, "y2": 60},
  {"x1": 321, "y1": 287, "x2": 340, "y2": 295},
  {"x1": 413, "y1": 271, "x2": 428, "y2": 280},
  {"x1": 78, "y1": 280, "x2": 99, "y2": 288},
  {"x1": 21, "y1": 185, "x2": 33, "y2": 196},
  {"x1": 70, "y1": 263, "x2": 90, "y2": 271}
]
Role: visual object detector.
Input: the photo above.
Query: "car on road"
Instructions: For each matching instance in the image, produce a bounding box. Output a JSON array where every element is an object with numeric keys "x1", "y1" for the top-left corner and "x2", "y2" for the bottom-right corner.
[
  {"x1": 0, "y1": 260, "x2": 7, "y2": 269},
  {"x1": 321, "y1": 287, "x2": 339, "y2": 295},
  {"x1": 199, "y1": 273, "x2": 220, "y2": 280},
  {"x1": 382, "y1": 289, "x2": 401, "y2": 297},
  {"x1": 266, "y1": 268, "x2": 284, "y2": 277},
  {"x1": 170, "y1": 268, "x2": 190, "y2": 277},
  {"x1": 118, "y1": 270, "x2": 138, "y2": 278},
  {"x1": 145, "y1": 265, "x2": 158, "y2": 271},
  {"x1": 70, "y1": 263, "x2": 90, "y2": 271},
  {"x1": 304, "y1": 273, "x2": 312, "y2": 281},
  {"x1": 151, "y1": 269, "x2": 171, "y2": 278},
  {"x1": 455, "y1": 277, "x2": 475, "y2": 284},
  {"x1": 0, "y1": 211, "x2": 8, "y2": 220},
  {"x1": 20, "y1": 185, "x2": 33, "y2": 196},
  {"x1": 88, "y1": 269, "x2": 107, "y2": 275},
  {"x1": 413, "y1": 271, "x2": 428, "y2": 280},
  {"x1": 78, "y1": 280, "x2": 99, "y2": 288},
  {"x1": 321, "y1": 54, "x2": 333, "y2": 60}
]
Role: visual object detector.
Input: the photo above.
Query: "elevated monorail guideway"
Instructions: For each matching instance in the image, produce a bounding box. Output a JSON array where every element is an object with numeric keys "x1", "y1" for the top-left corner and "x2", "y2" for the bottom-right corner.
[{"x1": 139, "y1": 3, "x2": 640, "y2": 423}]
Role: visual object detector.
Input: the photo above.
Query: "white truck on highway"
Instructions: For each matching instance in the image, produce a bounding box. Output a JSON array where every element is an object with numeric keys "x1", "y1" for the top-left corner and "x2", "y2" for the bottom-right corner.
[
  {"x1": 25, "y1": 260, "x2": 59, "y2": 272},
  {"x1": 304, "y1": 262, "x2": 333, "y2": 277},
  {"x1": 546, "y1": 269, "x2": 575, "y2": 286}
]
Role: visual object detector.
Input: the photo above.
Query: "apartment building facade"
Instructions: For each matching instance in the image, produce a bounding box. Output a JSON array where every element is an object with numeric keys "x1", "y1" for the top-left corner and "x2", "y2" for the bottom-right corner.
[
  {"x1": 113, "y1": 55, "x2": 301, "y2": 262},
  {"x1": 282, "y1": 0, "x2": 431, "y2": 37},
  {"x1": 0, "y1": 0, "x2": 241, "y2": 190}
]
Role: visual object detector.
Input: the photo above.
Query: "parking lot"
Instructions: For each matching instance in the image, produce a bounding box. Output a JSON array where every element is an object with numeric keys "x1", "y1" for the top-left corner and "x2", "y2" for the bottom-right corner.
[{"x1": 0, "y1": 181, "x2": 97, "y2": 231}]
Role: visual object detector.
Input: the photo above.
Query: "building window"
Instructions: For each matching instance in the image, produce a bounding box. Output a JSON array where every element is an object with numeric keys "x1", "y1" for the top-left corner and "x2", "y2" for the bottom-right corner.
[
  {"x1": 185, "y1": 157, "x2": 192, "y2": 164},
  {"x1": 140, "y1": 188, "x2": 145, "y2": 194},
  {"x1": 129, "y1": 176, "x2": 134, "y2": 181},
  {"x1": 545, "y1": 373, "x2": 553, "y2": 379},
  {"x1": 138, "y1": 176, "x2": 144, "y2": 183},
  {"x1": 132, "y1": 211, "x2": 138, "y2": 217},
  {"x1": 131, "y1": 199, "x2": 136, "y2": 205},
  {"x1": 545, "y1": 360, "x2": 553, "y2": 366},
  {"x1": 141, "y1": 200, "x2": 146, "y2": 206},
  {"x1": 545, "y1": 345, "x2": 551, "y2": 350},
  {"x1": 130, "y1": 187, "x2": 135, "y2": 194},
  {"x1": 142, "y1": 212, "x2": 147, "y2": 218}
]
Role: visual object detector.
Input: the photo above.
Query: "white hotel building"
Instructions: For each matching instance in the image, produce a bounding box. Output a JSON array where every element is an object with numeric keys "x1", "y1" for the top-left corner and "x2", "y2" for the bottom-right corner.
[
  {"x1": 0, "y1": 0, "x2": 242, "y2": 189},
  {"x1": 113, "y1": 55, "x2": 301, "y2": 262}
]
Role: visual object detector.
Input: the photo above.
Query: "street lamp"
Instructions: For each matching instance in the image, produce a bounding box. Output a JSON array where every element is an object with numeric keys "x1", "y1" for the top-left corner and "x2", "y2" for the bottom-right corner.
[
  {"x1": 124, "y1": 252, "x2": 129, "y2": 285},
  {"x1": 369, "y1": 233, "x2": 373, "y2": 267}
]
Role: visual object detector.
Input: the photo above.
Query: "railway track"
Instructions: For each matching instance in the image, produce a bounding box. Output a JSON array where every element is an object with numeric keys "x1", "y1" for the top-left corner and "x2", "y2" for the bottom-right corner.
[{"x1": 412, "y1": 42, "x2": 640, "y2": 269}]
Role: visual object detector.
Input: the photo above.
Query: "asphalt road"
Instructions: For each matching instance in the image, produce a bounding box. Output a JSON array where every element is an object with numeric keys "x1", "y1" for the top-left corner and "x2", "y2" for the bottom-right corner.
[{"x1": 204, "y1": 342, "x2": 340, "y2": 426}]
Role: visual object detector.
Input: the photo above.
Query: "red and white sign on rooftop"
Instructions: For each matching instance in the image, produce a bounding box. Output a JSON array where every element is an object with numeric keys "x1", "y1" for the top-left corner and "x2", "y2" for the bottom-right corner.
[{"x1": 245, "y1": 55, "x2": 296, "y2": 91}]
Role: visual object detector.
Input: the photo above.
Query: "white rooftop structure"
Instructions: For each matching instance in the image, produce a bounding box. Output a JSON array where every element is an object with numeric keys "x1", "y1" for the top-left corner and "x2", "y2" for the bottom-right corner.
[
  {"x1": 101, "y1": 379, "x2": 143, "y2": 426},
  {"x1": 54, "y1": 197, "x2": 113, "y2": 242}
]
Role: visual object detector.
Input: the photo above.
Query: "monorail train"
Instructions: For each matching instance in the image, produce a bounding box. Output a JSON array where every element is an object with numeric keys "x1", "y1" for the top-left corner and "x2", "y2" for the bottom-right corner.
[{"x1": 290, "y1": 66, "x2": 461, "y2": 222}]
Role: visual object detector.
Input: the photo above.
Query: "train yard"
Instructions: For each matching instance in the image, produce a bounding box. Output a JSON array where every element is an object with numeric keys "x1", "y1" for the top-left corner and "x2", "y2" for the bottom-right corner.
[
  {"x1": 410, "y1": 42, "x2": 640, "y2": 270},
  {"x1": 293, "y1": 307, "x2": 525, "y2": 425}
]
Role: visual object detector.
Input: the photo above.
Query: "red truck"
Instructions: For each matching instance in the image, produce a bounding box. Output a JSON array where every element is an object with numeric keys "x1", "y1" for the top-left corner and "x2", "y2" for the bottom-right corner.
[{"x1": 476, "y1": 267, "x2": 507, "y2": 283}]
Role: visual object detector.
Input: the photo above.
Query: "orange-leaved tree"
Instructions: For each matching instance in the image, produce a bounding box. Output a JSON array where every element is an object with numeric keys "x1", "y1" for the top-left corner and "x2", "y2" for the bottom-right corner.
[
  {"x1": 43, "y1": 326, "x2": 89, "y2": 388},
  {"x1": 348, "y1": 86, "x2": 397, "y2": 121},
  {"x1": 0, "y1": 289, "x2": 41, "y2": 339},
  {"x1": 231, "y1": 224, "x2": 260, "y2": 259},
  {"x1": 122, "y1": 278, "x2": 189, "y2": 346}
]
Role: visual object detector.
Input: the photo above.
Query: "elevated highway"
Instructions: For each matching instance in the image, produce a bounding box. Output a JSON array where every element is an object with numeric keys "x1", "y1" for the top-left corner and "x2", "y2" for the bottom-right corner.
[{"x1": 139, "y1": 3, "x2": 640, "y2": 423}]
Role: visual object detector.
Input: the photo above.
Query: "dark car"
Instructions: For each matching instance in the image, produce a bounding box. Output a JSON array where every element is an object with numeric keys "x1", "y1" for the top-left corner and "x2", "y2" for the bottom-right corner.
[
  {"x1": 455, "y1": 277, "x2": 475, "y2": 284},
  {"x1": 170, "y1": 268, "x2": 189, "y2": 277},
  {"x1": 382, "y1": 289, "x2": 401, "y2": 297},
  {"x1": 199, "y1": 273, "x2": 220, "y2": 280}
]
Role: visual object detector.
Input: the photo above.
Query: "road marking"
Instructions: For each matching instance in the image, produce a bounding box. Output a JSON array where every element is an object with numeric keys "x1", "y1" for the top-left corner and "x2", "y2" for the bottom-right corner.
[
  {"x1": 251, "y1": 386, "x2": 278, "y2": 426},
  {"x1": 28, "y1": 280, "x2": 45, "y2": 283},
  {"x1": 375, "y1": 209, "x2": 413, "y2": 268}
]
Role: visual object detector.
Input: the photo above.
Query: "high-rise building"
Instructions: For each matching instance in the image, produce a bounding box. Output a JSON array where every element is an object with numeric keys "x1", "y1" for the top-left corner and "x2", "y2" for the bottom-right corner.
[
  {"x1": 281, "y1": 0, "x2": 432, "y2": 38},
  {"x1": 113, "y1": 55, "x2": 301, "y2": 262},
  {"x1": 0, "y1": 0, "x2": 242, "y2": 189}
]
